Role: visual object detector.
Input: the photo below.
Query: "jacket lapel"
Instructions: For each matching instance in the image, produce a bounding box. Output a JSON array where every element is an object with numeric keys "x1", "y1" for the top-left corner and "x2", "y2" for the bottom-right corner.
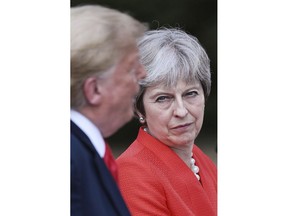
[{"x1": 71, "y1": 121, "x2": 130, "y2": 216}]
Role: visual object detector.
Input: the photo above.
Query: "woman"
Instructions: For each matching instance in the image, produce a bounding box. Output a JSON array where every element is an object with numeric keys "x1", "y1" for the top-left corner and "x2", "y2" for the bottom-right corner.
[{"x1": 117, "y1": 28, "x2": 217, "y2": 216}]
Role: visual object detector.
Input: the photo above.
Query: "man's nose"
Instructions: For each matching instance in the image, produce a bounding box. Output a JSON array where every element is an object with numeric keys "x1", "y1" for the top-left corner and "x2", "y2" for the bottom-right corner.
[{"x1": 136, "y1": 64, "x2": 147, "y2": 80}]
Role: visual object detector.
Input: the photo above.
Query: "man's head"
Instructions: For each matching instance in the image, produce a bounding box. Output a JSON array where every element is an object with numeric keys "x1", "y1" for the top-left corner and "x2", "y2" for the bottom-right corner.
[{"x1": 71, "y1": 5, "x2": 147, "y2": 137}]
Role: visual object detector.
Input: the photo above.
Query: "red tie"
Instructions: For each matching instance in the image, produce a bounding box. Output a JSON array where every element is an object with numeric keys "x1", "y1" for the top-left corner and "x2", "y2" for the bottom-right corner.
[{"x1": 103, "y1": 143, "x2": 118, "y2": 183}]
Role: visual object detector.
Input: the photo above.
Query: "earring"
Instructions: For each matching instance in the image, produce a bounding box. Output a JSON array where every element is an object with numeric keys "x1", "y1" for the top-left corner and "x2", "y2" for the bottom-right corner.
[{"x1": 139, "y1": 116, "x2": 145, "y2": 124}]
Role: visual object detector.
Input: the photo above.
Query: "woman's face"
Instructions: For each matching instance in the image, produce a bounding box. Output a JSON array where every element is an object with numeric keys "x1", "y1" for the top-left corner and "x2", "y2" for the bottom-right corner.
[{"x1": 143, "y1": 80, "x2": 205, "y2": 148}]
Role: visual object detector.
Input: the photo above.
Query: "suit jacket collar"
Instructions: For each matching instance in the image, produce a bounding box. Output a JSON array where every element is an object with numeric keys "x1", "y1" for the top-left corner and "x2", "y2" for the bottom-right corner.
[
  {"x1": 71, "y1": 120, "x2": 97, "y2": 154},
  {"x1": 71, "y1": 121, "x2": 130, "y2": 216},
  {"x1": 71, "y1": 110, "x2": 105, "y2": 157}
]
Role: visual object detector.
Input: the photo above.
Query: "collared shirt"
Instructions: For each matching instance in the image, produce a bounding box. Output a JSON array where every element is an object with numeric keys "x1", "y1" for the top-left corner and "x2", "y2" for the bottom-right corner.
[{"x1": 71, "y1": 109, "x2": 105, "y2": 158}]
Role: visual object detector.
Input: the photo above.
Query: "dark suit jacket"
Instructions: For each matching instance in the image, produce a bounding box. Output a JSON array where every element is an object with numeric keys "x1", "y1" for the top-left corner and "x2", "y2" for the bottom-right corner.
[{"x1": 71, "y1": 121, "x2": 130, "y2": 216}]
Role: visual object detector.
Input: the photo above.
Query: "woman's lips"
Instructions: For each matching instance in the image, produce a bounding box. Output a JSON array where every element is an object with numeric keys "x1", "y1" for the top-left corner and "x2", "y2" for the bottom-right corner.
[{"x1": 171, "y1": 123, "x2": 193, "y2": 130}]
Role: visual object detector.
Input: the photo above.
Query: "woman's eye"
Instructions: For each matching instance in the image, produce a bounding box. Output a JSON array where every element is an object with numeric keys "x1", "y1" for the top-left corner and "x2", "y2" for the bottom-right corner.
[
  {"x1": 155, "y1": 96, "x2": 170, "y2": 102},
  {"x1": 186, "y1": 91, "x2": 198, "y2": 97}
]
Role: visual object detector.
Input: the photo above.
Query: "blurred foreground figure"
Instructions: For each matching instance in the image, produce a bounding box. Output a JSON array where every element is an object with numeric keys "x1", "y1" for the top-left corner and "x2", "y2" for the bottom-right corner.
[
  {"x1": 71, "y1": 5, "x2": 147, "y2": 216},
  {"x1": 117, "y1": 28, "x2": 217, "y2": 216}
]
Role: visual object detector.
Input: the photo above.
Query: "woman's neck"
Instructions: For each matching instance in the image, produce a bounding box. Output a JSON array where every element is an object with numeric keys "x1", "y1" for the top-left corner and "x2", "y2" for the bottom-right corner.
[{"x1": 170, "y1": 144, "x2": 193, "y2": 167}]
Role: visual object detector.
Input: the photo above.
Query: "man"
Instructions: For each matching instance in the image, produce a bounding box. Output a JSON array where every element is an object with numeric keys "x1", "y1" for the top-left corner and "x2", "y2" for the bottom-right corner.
[{"x1": 71, "y1": 5, "x2": 147, "y2": 216}]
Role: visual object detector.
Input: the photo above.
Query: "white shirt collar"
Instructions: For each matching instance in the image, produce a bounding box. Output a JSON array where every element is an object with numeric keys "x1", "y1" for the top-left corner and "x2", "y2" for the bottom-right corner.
[{"x1": 71, "y1": 109, "x2": 105, "y2": 158}]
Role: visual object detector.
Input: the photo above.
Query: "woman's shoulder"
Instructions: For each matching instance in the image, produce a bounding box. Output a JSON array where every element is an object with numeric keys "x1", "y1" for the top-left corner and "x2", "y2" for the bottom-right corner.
[
  {"x1": 117, "y1": 139, "x2": 169, "y2": 177},
  {"x1": 117, "y1": 139, "x2": 155, "y2": 166}
]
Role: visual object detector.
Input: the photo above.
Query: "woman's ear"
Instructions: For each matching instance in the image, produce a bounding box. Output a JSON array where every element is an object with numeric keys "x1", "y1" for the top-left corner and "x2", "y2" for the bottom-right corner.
[
  {"x1": 136, "y1": 111, "x2": 146, "y2": 124},
  {"x1": 135, "y1": 111, "x2": 142, "y2": 118},
  {"x1": 83, "y1": 77, "x2": 102, "y2": 105}
]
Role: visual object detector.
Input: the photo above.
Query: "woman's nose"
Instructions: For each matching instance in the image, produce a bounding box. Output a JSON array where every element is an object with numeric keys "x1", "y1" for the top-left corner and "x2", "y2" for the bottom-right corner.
[{"x1": 173, "y1": 99, "x2": 188, "y2": 117}]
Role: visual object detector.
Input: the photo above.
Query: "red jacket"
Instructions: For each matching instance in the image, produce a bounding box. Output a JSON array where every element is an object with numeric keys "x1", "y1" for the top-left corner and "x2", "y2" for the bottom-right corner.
[{"x1": 117, "y1": 127, "x2": 217, "y2": 216}]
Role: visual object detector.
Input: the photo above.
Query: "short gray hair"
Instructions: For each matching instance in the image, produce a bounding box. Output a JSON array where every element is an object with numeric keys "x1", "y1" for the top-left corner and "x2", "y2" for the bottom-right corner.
[
  {"x1": 71, "y1": 5, "x2": 147, "y2": 108},
  {"x1": 136, "y1": 28, "x2": 211, "y2": 116}
]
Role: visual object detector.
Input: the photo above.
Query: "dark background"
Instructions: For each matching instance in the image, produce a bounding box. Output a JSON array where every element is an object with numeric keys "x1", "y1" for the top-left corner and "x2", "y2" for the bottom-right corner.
[{"x1": 71, "y1": 0, "x2": 217, "y2": 162}]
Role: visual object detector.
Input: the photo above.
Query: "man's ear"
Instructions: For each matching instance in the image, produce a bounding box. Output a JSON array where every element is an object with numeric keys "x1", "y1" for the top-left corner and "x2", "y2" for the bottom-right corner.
[{"x1": 83, "y1": 77, "x2": 102, "y2": 105}]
